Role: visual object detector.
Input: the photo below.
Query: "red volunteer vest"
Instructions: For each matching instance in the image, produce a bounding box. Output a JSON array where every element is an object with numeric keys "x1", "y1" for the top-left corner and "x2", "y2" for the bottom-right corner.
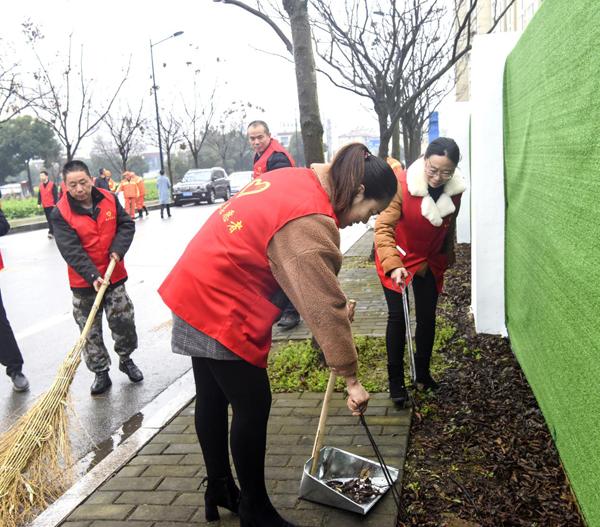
[
  {"x1": 159, "y1": 168, "x2": 336, "y2": 367},
  {"x1": 40, "y1": 181, "x2": 56, "y2": 207},
  {"x1": 56, "y1": 189, "x2": 128, "y2": 288},
  {"x1": 252, "y1": 138, "x2": 296, "y2": 179},
  {"x1": 375, "y1": 169, "x2": 461, "y2": 293},
  {"x1": 0, "y1": 250, "x2": 4, "y2": 271}
]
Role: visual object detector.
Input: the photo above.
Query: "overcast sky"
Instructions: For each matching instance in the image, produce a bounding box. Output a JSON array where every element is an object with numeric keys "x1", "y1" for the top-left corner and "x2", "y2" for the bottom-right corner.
[{"x1": 2, "y1": 0, "x2": 378, "y2": 154}]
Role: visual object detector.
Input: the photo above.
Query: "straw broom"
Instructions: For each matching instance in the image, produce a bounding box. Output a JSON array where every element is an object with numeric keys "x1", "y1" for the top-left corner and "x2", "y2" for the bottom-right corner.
[{"x1": 0, "y1": 259, "x2": 117, "y2": 527}]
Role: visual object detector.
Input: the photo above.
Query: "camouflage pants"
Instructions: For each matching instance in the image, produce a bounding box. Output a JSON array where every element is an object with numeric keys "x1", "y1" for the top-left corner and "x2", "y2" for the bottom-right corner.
[{"x1": 72, "y1": 284, "x2": 138, "y2": 373}]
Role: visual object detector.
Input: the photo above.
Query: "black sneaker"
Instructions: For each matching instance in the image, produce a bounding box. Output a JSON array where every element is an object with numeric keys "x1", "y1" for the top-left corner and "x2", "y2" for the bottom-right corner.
[
  {"x1": 11, "y1": 372, "x2": 30, "y2": 392},
  {"x1": 277, "y1": 311, "x2": 300, "y2": 330},
  {"x1": 91, "y1": 370, "x2": 112, "y2": 395},
  {"x1": 119, "y1": 359, "x2": 144, "y2": 383},
  {"x1": 415, "y1": 374, "x2": 439, "y2": 392}
]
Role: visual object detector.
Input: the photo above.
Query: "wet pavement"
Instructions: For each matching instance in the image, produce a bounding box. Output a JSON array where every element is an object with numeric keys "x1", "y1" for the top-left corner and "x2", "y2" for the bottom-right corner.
[{"x1": 29, "y1": 228, "x2": 409, "y2": 527}]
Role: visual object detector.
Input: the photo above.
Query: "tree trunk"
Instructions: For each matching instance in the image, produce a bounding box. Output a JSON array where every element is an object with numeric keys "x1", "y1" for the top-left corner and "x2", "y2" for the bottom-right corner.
[
  {"x1": 26, "y1": 160, "x2": 34, "y2": 194},
  {"x1": 402, "y1": 121, "x2": 423, "y2": 166},
  {"x1": 391, "y1": 120, "x2": 401, "y2": 160},
  {"x1": 283, "y1": 0, "x2": 324, "y2": 165}
]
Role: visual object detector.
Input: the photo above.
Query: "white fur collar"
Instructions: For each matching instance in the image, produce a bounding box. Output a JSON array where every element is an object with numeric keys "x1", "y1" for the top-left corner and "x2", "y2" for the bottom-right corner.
[{"x1": 406, "y1": 157, "x2": 467, "y2": 227}]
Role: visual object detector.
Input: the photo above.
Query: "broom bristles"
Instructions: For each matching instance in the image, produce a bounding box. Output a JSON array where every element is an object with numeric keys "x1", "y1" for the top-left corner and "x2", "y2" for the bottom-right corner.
[
  {"x1": 0, "y1": 259, "x2": 116, "y2": 527},
  {"x1": 0, "y1": 344, "x2": 81, "y2": 527}
]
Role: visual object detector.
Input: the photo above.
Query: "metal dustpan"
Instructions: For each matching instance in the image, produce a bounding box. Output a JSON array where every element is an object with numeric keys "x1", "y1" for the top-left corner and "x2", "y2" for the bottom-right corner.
[
  {"x1": 298, "y1": 370, "x2": 399, "y2": 514},
  {"x1": 299, "y1": 446, "x2": 399, "y2": 514}
]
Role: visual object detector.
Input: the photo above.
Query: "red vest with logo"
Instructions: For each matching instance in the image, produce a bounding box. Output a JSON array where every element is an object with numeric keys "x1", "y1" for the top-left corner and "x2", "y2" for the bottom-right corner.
[
  {"x1": 375, "y1": 167, "x2": 462, "y2": 293},
  {"x1": 252, "y1": 138, "x2": 296, "y2": 179},
  {"x1": 56, "y1": 189, "x2": 128, "y2": 288},
  {"x1": 159, "y1": 168, "x2": 336, "y2": 367},
  {"x1": 40, "y1": 181, "x2": 56, "y2": 207}
]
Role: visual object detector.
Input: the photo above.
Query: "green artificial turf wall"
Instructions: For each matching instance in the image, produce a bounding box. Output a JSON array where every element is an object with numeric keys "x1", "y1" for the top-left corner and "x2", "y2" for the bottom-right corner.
[{"x1": 504, "y1": 1, "x2": 600, "y2": 524}]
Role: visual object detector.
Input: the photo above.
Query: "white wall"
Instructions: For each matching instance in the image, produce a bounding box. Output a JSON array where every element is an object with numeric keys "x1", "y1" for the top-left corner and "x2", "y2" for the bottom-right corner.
[
  {"x1": 438, "y1": 101, "x2": 471, "y2": 243},
  {"x1": 470, "y1": 32, "x2": 520, "y2": 336}
]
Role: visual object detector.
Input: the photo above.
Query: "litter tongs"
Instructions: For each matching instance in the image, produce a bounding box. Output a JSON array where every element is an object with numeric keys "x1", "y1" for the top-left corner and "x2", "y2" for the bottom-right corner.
[{"x1": 395, "y1": 245, "x2": 416, "y2": 384}]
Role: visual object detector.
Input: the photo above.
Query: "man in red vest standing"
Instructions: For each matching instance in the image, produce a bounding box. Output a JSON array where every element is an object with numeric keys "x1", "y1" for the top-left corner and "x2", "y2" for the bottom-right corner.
[
  {"x1": 247, "y1": 120, "x2": 300, "y2": 330},
  {"x1": 37, "y1": 170, "x2": 58, "y2": 239},
  {"x1": 248, "y1": 120, "x2": 296, "y2": 179},
  {"x1": 51, "y1": 160, "x2": 143, "y2": 395}
]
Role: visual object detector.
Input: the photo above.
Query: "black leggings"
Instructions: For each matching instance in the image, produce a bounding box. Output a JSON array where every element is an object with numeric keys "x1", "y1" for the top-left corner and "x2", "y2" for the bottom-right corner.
[
  {"x1": 383, "y1": 269, "x2": 439, "y2": 368},
  {"x1": 191, "y1": 356, "x2": 272, "y2": 504}
]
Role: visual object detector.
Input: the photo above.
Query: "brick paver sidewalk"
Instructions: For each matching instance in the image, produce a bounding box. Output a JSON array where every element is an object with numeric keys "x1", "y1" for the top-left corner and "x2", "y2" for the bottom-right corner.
[{"x1": 59, "y1": 230, "x2": 409, "y2": 527}]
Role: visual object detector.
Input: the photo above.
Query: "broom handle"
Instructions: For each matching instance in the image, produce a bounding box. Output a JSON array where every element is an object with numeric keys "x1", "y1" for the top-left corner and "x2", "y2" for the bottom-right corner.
[
  {"x1": 77, "y1": 258, "x2": 117, "y2": 345},
  {"x1": 310, "y1": 370, "x2": 336, "y2": 476}
]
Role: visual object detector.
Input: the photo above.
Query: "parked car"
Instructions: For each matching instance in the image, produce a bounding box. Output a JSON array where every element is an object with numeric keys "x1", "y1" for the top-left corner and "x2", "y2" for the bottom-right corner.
[
  {"x1": 173, "y1": 167, "x2": 230, "y2": 206},
  {"x1": 228, "y1": 171, "x2": 253, "y2": 196}
]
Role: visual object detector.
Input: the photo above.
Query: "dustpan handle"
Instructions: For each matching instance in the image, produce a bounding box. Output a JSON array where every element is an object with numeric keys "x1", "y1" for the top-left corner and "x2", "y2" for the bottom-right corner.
[{"x1": 310, "y1": 370, "x2": 336, "y2": 475}]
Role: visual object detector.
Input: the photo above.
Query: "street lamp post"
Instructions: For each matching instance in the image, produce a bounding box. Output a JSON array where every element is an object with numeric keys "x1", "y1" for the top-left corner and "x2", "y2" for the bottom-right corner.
[{"x1": 149, "y1": 31, "x2": 184, "y2": 189}]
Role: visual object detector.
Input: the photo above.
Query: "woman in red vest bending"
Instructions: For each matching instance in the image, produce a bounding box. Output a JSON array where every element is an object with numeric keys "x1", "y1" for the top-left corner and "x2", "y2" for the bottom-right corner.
[
  {"x1": 159, "y1": 143, "x2": 397, "y2": 527},
  {"x1": 375, "y1": 137, "x2": 466, "y2": 408}
]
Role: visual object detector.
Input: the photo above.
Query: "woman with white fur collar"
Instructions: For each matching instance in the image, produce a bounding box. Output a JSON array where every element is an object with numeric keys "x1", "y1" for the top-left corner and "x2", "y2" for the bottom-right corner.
[{"x1": 374, "y1": 138, "x2": 466, "y2": 407}]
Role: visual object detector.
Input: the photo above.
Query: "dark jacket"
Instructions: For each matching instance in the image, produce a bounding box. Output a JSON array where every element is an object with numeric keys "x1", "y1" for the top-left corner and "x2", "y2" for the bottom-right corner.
[
  {"x1": 253, "y1": 151, "x2": 293, "y2": 172},
  {"x1": 95, "y1": 177, "x2": 111, "y2": 191},
  {"x1": 37, "y1": 181, "x2": 59, "y2": 206},
  {"x1": 51, "y1": 187, "x2": 135, "y2": 293}
]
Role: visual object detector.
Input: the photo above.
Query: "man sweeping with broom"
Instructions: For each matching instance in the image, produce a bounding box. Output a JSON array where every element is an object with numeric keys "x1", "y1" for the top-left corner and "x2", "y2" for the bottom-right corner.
[{"x1": 51, "y1": 160, "x2": 143, "y2": 395}]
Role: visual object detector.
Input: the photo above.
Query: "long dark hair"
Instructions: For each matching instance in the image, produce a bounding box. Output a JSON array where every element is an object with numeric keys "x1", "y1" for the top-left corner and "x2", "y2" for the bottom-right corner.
[
  {"x1": 424, "y1": 137, "x2": 460, "y2": 165},
  {"x1": 328, "y1": 143, "x2": 397, "y2": 216}
]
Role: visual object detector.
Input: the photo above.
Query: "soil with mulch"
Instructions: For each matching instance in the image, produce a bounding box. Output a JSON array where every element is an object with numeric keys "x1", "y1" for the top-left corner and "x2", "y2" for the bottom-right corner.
[{"x1": 395, "y1": 244, "x2": 584, "y2": 527}]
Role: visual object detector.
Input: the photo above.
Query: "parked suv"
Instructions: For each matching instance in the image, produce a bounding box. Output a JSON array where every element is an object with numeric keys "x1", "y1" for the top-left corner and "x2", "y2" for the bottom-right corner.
[{"x1": 173, "y1": 167, "x2": 230, "y2": 206}]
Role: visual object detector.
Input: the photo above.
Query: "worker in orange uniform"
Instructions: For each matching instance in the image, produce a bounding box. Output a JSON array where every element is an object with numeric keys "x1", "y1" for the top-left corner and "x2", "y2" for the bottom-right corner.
[
  {"x1": 119, "y1": 172, "x2": 139, "y2": 220},
  {"x1": 134, "y1": 173, "x2": 149, "y2": 219}
]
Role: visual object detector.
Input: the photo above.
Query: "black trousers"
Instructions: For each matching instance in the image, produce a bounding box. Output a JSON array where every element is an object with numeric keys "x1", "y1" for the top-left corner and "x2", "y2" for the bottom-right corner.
[
  {"x1": 43, "y1": 207, "x2": 54, "y2": 234},
  {"x1": 159, "y1": 204, "x2": 171, "y2": 217},
  {"x1": 191, "y1": 356, "x2": 273, "y2": 505},
  {"x1": 0, "y1": 288, "x2": 24, "y2": 376},
  {"x1": 383, "y1": 269, "x2": 439, "y2": 371}
]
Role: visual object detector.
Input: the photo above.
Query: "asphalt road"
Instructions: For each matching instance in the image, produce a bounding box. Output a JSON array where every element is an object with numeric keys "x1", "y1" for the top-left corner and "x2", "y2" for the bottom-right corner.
[{"x1": 0, "y1": 200, "x2": 368, "y2": 469}]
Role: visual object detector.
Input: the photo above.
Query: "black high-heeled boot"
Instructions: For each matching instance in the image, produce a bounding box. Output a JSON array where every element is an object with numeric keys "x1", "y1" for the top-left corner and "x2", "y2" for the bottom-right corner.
[
  {"x1": 202, "y1": 475, "x2": 240, "y2": 522},
  {"x1": 414, "y1": 355, "x2": 439, "y2": 391},
  {"x1": 387, "y1": 364, "x2": 409, "y2": 407},
  {"x1": 238, "y1": 495, "x2": 296, "y2": 527}
]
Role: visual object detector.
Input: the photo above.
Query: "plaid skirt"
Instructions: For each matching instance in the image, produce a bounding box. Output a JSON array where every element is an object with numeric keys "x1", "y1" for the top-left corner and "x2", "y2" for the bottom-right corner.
[{"x1": 171, "y1": 314, "x2": 241, "y2": 361}]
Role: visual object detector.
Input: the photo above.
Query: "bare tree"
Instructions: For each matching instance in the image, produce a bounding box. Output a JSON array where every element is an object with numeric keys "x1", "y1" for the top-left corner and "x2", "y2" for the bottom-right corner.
[
  {"x1": 103, "y1": 103, "x2": 146, "y2": 171},
  {"x1": 208, "y1": 102, "x2": 254, "y2": 171},
  {"x1": 311, "y1": 0, "x2": 515, "y2": 160},
  {"x1": 159, "y1": 110, "x2": 183, "y2": 186},
  {"x1": 0, "y1": 62, "x2": 33, "y2": 125},
  {"x1": 213, "y1": 0, "x2": 325, "y2": 165},
  {"x1": 24, "y1": 28, "x2": 129, "y2": 161},
  {"x1": 181, "y1": 80, "x2": 216, "y2": 168}
]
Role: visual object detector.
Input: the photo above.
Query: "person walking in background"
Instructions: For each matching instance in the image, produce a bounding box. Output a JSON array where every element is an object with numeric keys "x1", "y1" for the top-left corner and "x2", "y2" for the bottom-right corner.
[
  {"x1": 37, "y1": 170, "x2": 58, "y2": 239},
  {"x1": 134, "y1": 173, "x2": 149, "y2": 219},
  {"x1": 156, "y1": 170, "x2": 171, "y2": 219},
  {"x1": 247, "y1": 120, "x2": 301, "y2": 330},
  {"x1": 51, "y1": 160, "x2": 143, "y2": 395},
  {"x1": 95, "y1": 168, "x2": 111, "y2": 191},
  {"x1": 118, "y1": 171, "x2": 139, "y2": 220},
  {"x1": 375, "y1": 138, "x2": 466, "y2": 407},
  {"x1": 0, "y1": 205, "x2": 30, "y2": 392},
  {"x1": 159, "y1": 143, "x2": 397, "y2": 527}
]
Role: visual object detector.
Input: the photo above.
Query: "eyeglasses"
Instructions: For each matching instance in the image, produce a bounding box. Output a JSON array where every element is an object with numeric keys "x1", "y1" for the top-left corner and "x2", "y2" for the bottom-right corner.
[{"x1": 425, "y1": 160, "x2": 455, "y2": 180}]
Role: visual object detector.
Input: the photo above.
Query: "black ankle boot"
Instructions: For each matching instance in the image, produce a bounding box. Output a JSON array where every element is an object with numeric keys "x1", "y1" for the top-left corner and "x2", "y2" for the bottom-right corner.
[
  {"x1": 202, "y1": 475, "x2": 240, "y2": 522},
  {"x1": 387, "y1": 364, "x2": 408, "y2": 407},
  {"x1": 238, "y1": 495, "x2": 296, "y2": 527},
  {"x1": 414, "y1": 355, "x2": 439, "y2": 391}
]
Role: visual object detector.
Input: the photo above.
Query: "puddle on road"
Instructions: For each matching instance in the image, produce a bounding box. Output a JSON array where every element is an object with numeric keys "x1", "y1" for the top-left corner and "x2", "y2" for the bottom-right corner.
[{"x1": 75, "y1": 411, "x2": 145, "y2": 476}]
